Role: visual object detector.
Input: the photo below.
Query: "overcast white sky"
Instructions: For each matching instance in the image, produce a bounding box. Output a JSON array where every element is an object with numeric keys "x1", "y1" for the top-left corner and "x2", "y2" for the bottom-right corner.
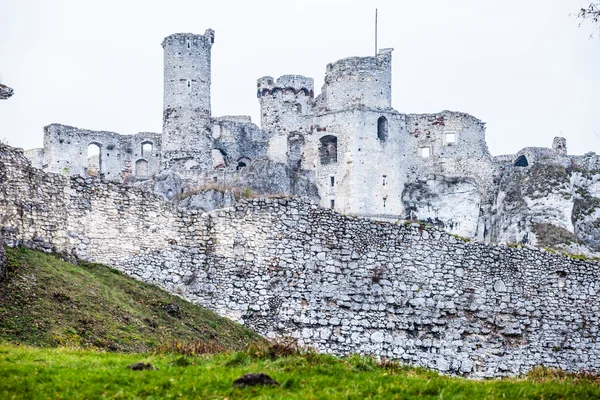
[{"x1": 0, "y1": 0, "x2": 598, "y2": 156}]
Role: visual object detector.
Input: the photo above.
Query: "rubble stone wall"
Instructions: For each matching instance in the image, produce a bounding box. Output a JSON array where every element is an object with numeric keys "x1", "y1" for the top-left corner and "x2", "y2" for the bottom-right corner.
[{"x1": 2, "y1": 143, "x2": 600, "y2": 378}]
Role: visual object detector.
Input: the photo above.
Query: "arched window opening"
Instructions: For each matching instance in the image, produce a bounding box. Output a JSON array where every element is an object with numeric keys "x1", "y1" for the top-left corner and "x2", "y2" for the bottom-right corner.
[
  {"x1": 141, "y1": 142, "x2": 153, "y2": 157},
  {"x1": 319, "y1": 135, "x2": 338, "y2": 165},
  {"x1": 237, "y1": 157, "x2": 251, "y2": 170},
  {"x1": 87, "y1": 143, "x2": 101, "y2": 176},
  {"x1": 514, "y1": 155, "x2": 529, "y2": 167},
  {"x1": 135, "y1": 159, "x2": 149, "y2": 177},
  {"x1": 377, "y1": 116, "x2": 388, "y2": 141}
]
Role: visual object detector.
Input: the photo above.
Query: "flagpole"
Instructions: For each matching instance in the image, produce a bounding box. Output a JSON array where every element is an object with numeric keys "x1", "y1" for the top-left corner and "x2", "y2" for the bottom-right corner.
[{"x1": 375, "y1": 8, "x2": 378, "y2": 56}]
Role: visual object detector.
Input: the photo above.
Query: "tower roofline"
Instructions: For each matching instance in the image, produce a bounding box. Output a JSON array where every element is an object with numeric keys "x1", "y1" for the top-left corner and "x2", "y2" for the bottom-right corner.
[{"x1": 162, "y1": 29, "x2": 215, "y2": 48}]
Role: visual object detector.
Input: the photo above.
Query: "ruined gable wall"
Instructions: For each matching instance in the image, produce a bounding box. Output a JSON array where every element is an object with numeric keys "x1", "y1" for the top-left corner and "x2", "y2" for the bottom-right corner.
[
  {"x1": 42, "y1": 124, "x2": 161, "y2": 181},
  {"x1": 402, "y1": 111, "x2": 497, "y2": 239}
]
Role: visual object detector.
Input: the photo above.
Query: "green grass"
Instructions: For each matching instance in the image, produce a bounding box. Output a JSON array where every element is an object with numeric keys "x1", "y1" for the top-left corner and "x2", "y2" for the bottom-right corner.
[
  {"x1": 2, "y1": 247, "x2": 600, "y2": 399},
  {"x1": 1, "y1": 344, "x2": 600, "y2": 399},
  {"x1": 0, "y1": 247, "x2": 260, "y2": 352}
]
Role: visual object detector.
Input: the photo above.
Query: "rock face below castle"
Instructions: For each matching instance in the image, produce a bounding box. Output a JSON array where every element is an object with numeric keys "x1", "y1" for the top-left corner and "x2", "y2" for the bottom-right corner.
[{"x1": 22, "y1": 29, "x2": 600, "y2": 255}]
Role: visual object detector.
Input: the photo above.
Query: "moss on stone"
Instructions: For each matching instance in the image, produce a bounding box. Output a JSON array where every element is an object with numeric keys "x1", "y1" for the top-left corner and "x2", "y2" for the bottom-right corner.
[{"x1": 532, "y1": 223, "x2": 578, "y2": 248}]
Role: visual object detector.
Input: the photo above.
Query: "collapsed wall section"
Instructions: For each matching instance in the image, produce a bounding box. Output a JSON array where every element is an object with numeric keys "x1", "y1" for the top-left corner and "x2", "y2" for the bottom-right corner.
[
  {"x1": 2, "y1": 142, "x2": 600, "y2": 378},
  {"x1": 42, "y1": 124, "x2": 161, "y2": 181}
]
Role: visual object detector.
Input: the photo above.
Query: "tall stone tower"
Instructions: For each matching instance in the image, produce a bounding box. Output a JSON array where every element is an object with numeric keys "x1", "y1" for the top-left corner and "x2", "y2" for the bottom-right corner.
[{"x1": 161, "y1": 29, "x2": 215, "y2": 173}]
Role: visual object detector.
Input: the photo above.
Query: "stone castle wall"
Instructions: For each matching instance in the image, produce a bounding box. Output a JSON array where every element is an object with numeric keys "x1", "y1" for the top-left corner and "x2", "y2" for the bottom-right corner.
[
  {"x1": 32, "y1": 124, "x2": 161, "y2": 181},
  {"x1": 2, "y1": 142, "x2": 600, "y2": 377}
]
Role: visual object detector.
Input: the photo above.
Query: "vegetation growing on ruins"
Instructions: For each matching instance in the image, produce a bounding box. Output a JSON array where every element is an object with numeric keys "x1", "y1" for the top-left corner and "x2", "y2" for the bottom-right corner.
[
  {"x1": 531, "y1": 222, "x2": 579, "y2": 248},
  {"x1": 0, "y1": 247, "x2": 260, "y2": 352}
]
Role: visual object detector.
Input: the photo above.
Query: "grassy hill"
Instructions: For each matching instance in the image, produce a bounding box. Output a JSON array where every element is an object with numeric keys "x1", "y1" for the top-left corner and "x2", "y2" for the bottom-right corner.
[
  {"x1": 1, "y1": 247, "x2": 600, "y2": 399},
  {"x1": 0, "y1": 246, "x2": 260, "y2": 352}
]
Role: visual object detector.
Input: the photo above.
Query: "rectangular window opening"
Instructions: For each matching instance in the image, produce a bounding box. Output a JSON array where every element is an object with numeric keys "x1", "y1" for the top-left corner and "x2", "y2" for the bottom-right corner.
[
  {"x1": 445, "y1": 132, "x2": 456, "y2": 145},
  {"x1": 330, "y1": 176, "x2": 335, "y2": 187},
  {"x1": 383, "y1": 198, "x2": 387, "y2": 208},
  {"x1": 382, "y1": 175, "x2": 387, "y2": 186},
  {"x1": 420, "y1": 147, "x2": 431, "y2": 157},
  {"x1": 330, "y1": 199, "x2": 335, "y2": 209}
]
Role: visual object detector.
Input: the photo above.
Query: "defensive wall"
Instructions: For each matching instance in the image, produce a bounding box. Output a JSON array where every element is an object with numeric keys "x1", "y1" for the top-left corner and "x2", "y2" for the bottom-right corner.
[{"x1": 2, "y1": 143, "x2": 600, "y2": 377}]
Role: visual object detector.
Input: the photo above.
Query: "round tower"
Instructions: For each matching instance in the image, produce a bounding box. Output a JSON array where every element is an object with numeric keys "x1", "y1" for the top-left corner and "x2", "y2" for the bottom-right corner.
[
  {"x1": 161, "y1": 29, "x2": 215, "y2": 172},
  {"x1": 257, "y1": 75, "x2": 314, "y2": 133},
  {"x1": 321, "y1": 48, "x2": 393, "y2": 112}
]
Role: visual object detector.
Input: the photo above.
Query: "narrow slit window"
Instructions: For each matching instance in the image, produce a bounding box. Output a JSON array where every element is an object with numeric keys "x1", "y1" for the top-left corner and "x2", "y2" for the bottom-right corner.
[
  {"x1": 187, "y1": 40, "x2": 191, "y2": 49},
  {"x1": 330, "y1": 176, "x2": 335, "y2": 187},
  {"x1": 382, "y1": 175, "x2": 387, "y2": 186},
  {"x1": 383, "y1": 198, "x2": 387, "y2": 208},
  {"x1": 330, "y1": 199, "x2": 335, "y2": 209}
]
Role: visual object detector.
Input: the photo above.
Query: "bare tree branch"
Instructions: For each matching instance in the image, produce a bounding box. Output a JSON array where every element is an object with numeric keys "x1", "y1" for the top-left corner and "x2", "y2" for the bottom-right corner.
[{"x1": 577, "y1": 2, "x2": 600, "y2": 37}]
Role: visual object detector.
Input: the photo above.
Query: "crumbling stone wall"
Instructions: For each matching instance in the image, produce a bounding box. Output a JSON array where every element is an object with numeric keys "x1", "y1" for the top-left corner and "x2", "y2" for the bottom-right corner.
[
  {"x1": 2, "y1": 142, "x2": 600, "y2": 378},
  {"x1": 37, "y1": 124, "x2": 161, "y2": 182}
]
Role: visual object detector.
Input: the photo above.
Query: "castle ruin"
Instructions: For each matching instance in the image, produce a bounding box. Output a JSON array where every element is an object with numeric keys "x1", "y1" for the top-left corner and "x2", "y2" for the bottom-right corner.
[{"x1": 23, "y1": 29, "x2": 600, "y2": 255}]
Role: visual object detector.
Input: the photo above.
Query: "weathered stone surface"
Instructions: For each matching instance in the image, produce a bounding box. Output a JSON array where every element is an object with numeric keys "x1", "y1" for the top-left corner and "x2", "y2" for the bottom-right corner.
[{"x1": 3, "y1": 143, "x2": 600, "y2": 378}]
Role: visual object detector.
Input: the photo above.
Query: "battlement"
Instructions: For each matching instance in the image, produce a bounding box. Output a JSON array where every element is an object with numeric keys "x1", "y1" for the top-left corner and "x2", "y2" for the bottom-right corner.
[
  {"x1": 257, "y1": 75, "x2": 314, "y2": 98},
  {"x1": 161, "y1": 29, "x2": 215, "y2": 48}
]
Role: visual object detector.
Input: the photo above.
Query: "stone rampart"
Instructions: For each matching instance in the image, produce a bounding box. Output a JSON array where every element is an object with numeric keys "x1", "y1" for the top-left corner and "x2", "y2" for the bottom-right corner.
[{"x1": 1, "y1": 143, "x2": 600, "y2": 377}]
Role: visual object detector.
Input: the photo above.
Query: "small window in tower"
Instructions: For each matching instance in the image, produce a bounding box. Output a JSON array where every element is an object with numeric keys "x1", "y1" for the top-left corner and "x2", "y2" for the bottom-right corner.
[
  {"x1": 445, "y1": 131, "x2": 457, "y2": 145},
  {"x1": 187, "y1": 40, "x2": 191, "y2": 49},
  {"x1": 330, "y1": 176, "x2": 335, "y2": 187},
  {"x1": 330, "y1": 199, "x2": 335, "y2": 209},
  {"x1": 319, "y1": 135, "x2": 338, "y2": 165},
  {"x1": 382, "y1": 175, "x2": 387, "y2": 186},
  {"x1": 377, "y1": 116, "x2": 388, "y2": 141},
  {"x1": 383, "y1": 198, "x2": 387, "y2": 208},
  {"x1": 187, "y1": 80, "x2": 191, "y2": 89},
  {"x1": 419, "y1": 147, "x2": 431, "y2": 158}
]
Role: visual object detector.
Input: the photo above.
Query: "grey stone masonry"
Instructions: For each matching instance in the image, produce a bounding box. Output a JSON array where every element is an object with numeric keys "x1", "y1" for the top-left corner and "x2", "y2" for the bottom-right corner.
[{"x1": 2, "y1": 142, "x2": 600, "y2": 377}]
